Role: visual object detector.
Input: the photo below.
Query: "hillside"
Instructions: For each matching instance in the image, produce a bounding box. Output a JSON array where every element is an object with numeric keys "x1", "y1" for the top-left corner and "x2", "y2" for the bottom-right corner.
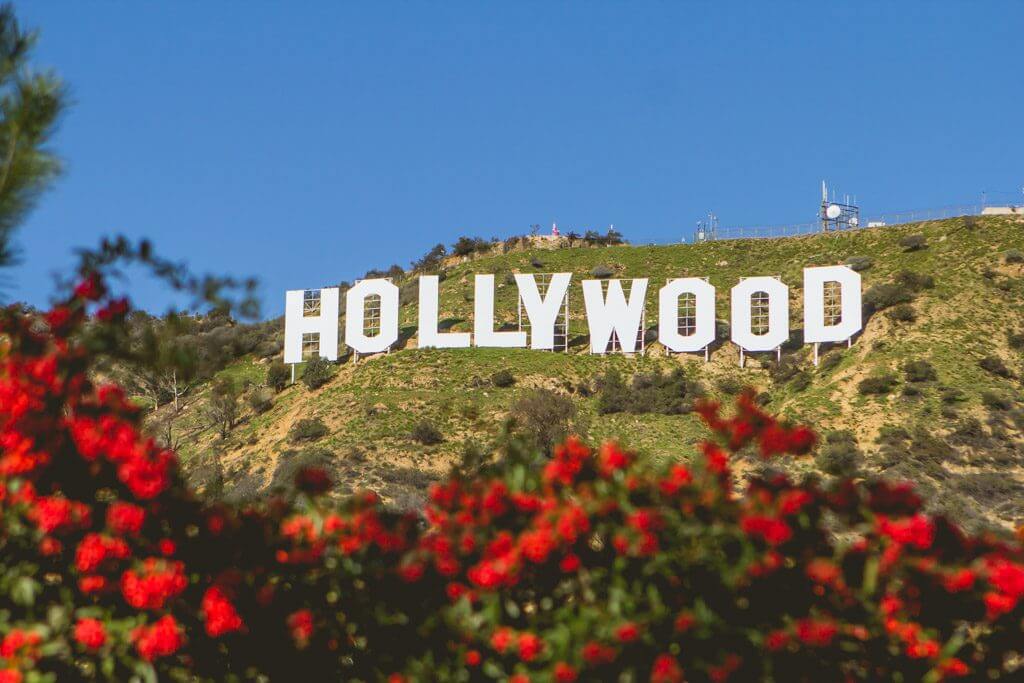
[{"x1": 163, "y1": 215, "x2": 1024, "y2": 532}]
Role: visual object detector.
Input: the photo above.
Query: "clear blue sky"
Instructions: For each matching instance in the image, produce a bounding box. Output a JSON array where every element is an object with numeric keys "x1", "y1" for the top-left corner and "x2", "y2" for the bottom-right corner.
[{"x1": 11, "y1": 2, "x2": 1024, "y2": 317}]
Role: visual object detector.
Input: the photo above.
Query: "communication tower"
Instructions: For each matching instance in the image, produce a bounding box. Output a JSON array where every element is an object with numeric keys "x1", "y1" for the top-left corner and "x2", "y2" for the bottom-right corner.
[{"x1": 819, "y1": 181, "x2": 860, "y2": 232}]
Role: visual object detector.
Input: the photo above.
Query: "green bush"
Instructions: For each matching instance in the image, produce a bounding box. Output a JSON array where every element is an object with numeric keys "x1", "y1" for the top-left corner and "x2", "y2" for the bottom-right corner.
[
  {"x1": 247, "y1": 387, "x2": 274, "y2": 414},
  {"x1": 597, "y1": 368, "x2": 699, "y2": 415},
  {"x1": 267, "y1": 361, "x2": 290, "y2": 392},
  {"x1": 981, "y1": 391, "x2": 1013, "y2": 411},
  {"x1": 590, "y1": 264, "x2": 614, "y2": 278},
  {"x1": 302, "y1": 356, "x2": 333, "y2": 390},
  {"x1": 815, "y1": 440, "x2": 861, "y2": 477},
  {"x1": 490, "y1": 369, "x2": 515, "y2": 388},
  {"x1": 411, "y1": 419, "x2": 443, "y2": 445},
  {"x1": 979, "y1": 355, "x2": 1012, "y2": 378},
  {"x1": 857, "y1": 374, "x2": 898, "y2": 395},
  {"x1": 1009, "y1": 331, "x2": 1024, "y2": 350},
  {"x1": 508, "y1": 388, "x2": 579, "y2": 452},
  {"x1": 899, "y1": 233, "x2": 927, "y2": 251},
  {"x1": 888, "y1": 303, "x2": 917, "y2": 323},
  {"x1": 290, "y1": 417, "x2": 328, "y2": 442},
  {"x1": 863, "y1": 283, "x2": 913, "y2": 313},
  {"x1": 894, "y1": 270, "x2": 935, "y2": 291},
  {"x1": 903, "y1": 359, "x2": 937, "y2": 382},
  {"x1": 1005, "y1": 248, "x2": 1024, "y2": 264},
  {"x1": 844, "y1": 255, "x2": 873, "y2": 272}
]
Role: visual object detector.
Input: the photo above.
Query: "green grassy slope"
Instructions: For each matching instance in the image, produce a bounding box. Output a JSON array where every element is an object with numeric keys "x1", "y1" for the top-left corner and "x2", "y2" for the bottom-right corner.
[{"x1": 169, "y1": 215, "x2": 1024, "y2": 530}]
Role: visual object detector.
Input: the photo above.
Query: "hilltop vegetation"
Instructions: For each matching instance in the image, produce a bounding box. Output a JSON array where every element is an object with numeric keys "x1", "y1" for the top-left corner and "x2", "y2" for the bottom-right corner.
[{"x1": 149, "y1": 215, "x2": 1024, "y2": 532}]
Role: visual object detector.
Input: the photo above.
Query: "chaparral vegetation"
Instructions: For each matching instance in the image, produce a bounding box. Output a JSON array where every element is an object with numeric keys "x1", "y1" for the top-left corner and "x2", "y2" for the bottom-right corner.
[{"x1": 0, "y1": 266, "x2": 1022, "y2": 683}]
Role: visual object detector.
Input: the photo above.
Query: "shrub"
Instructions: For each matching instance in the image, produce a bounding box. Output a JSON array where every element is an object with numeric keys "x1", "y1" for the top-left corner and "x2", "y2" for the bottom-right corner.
[
  {"x1": 205, "y1": 378, "x2": 240, "y2": 438},
  {"x1": 267, "y1": 360, "x2": 290, "y2": 392},
  {"x1": 490, "y1": 369, "x2": 515, "y2": 388},
  {"x1": 981, "y1": 390, "x2": 1013, "y2": 411},
  {"x1": 4, "y1": 272, "x2": 1024, "y2": 682},
  {"x1": 863, "y1": 283, "x2": 913, "y2": 313},
  {"x1": 815, "y1": 440, "x2": 861, "y2": 477},
  {"x1": 597, "y1": 368, "x2": 699, "y2": 415},
  {"x1": 979, "y1": 355, "x2": 1013, "y2": 378},
  {"x1": 508, "y1": 388, "x2": 578, "y2": 452},
  {"x1": 894, "y1": 269, "x2": 935, "y2": 291},
  {"x1": 899, "y1": 233, "x2": 927, "y2": 251},
  {"x1": 1005, "y1": 249, "x2": 1024, "y2": 264},
  {"x1": 844, "y1": 255, "x2": 873, "y2": 272},
  {"x1": 590, "y1": 264, "x2": 614, "y2": 278},
  {"x1": 903, "y1": 359, "x2": 937, "y2": 382},
  {"x1": 247, "y1": 387, "x2": 274, "y2": 414},
  {"x1": 270, "y1": 447, "x2": 334, "y2": 493},
  {"x1": 858, "y1": 373, "x2": 898, "y2": 395},
  {"x1": 1009, "y1": 330, "x2": 1024, "y2": 350},
  {"x1": 715, "y1": 375, "x2": 744, "y2": 395},
  {"x1": 888, "y1": 303, "x2": 917, "y2": 322},
  {"x1": 302, "y1": 356, "x2": 332, "y2": 390},
  {"x1": 530, "y1": 256, "x2": 544, "y2": 269},
  {"x1": 290, "y1": 416, "x2": 328, "y2": 442},
  {"x1": 411, "y1": 419, "x2": 443, "y2": 445},
  {"x1": 941, "y1": 386, "x2": 966, "y2": 404}
]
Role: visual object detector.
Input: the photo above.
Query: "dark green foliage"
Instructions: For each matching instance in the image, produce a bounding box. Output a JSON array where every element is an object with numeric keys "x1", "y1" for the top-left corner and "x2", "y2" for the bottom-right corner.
[
  {"x1": 981, "y1": 391, "x2": 1013, "y2": 411},
  {"x1": 815, "y1": 431, "x2": 861, "y2": 477},
  {"x1": 0, "y1": 5, "x2": 67, "y2": 268},
  {"x1": 267, "y1": 361, "x2": 290, "y2": 392},
  {"x1": 903, "y1": 360, "x2": 937, "y2": 382},
  {"x1": 411, "y1": 420, "x2": 443, "y2": 445},
  {"x1": 290, "y1": 417, "x2": 328, "y2": 442},
  {"x1": 899, "y1": 234, "x2": 927, "y2": 251},
  {"x1": 1009, "y1": 331, "x2": 1024, "y2": 350},
  {"x1": 715, "y1": 376, "x2": 744, "y2": 396},
  {"x1": 596, "y1": 368, "x2": 699, "y2": 415},
  {"x1": 205, "y1": 378, "x2": 240, "y2": 438},
  {"x1": 844, "y1": 255, "x2": 873, "y2": 272},
  {"x1": 940, "y1": 387, "x2": 966, "y2": 404},
  {"x1": 410, "y1": 243, "x2": 447, "y2": 272},
  {"x1": 789, "y1": 371, "x2": 812, "y2": 392},
  {"x1": 978, "y1": 355, "x2": 1012, "y2": 378},
  {"x1": 819, "y1": 352, "x2": 843, "y2": 372},
  {"x1": 452, "y1": 236, "x2": 492, "y2": 257},
  {"x1": 302, "y1": 357, "x2": 332, "y2": 390},
  {"x1": 887, "y1": 303, "x2": 916, "y2": 323},
  {"x1": 491, "y1": 369, "x2": 515, "y2": 388},
  {"x1": 247, "y1": 388, "x2": 273, "y2": 414},
  {"x1": 530, "y1": 256, "x2": 544, "y2": 269},
  {"x1": 590, "y1": 264, "x2": 614, "y2": 278},
  {"x1": 1004, "y1": 249, "x2": 1024, "y2": 264},
  {"x1": 953, "y1": 417, "x2": 984, "y2": 439},
  {"x1": 508, "y1": 388, "x2": 578, "y2": 453},
  {"x1": 857, "y1": 374, "x2": 898, "y2": 395},
  {"x1": 270, "y1": 448, "x2": 334, "y2": 493},
  {"x1": 894, "y1": 270, "x2": 935, "y2": 291},
  {"x1": 863, "y1": 283, "x2": 913, "y2": 313}
]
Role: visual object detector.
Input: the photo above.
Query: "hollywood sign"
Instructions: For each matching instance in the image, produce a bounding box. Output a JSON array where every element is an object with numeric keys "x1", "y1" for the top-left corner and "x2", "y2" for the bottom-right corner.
[{"x1": 283, "y1": 266, "x2": 861, "y2": 365}]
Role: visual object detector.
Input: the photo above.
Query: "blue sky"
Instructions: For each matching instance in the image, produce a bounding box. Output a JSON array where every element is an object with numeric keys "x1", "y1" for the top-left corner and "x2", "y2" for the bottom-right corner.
[{"x1": 11, "y1": 2, "x2": 1024, "y2": 317}]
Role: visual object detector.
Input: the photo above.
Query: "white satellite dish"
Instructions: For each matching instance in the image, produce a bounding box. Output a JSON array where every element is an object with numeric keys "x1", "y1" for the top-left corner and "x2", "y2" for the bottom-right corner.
[
  {"x1": 849, "y1": 216, "x2": 859, "y2": 227},
  {"x1": 825, "y1": 204, "x2": 842, "y2": 219}
]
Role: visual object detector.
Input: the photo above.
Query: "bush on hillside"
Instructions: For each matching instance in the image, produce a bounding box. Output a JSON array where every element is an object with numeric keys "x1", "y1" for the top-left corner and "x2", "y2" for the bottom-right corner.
[
  {"x1": 888, "y1": 303, "x2": 917, "y2": 323},
  {"x1": 899, "y1": 233, "x2": 927, "y2": 251},
  {"x1": 248, "y1": 387, "x2": 274, "y2": 414},
  {"x1": 1005, "y1": 249, "x2": 1024, "y2": 264},
  {"x1": 590, "y1": 264, "x2": 614, "y2": 278},
  {"x1": 815, "y1": 431, "x2": 862, "y2": 477},
  {"x1": 857, "y1": 373, "x2": 898, "y2": 395},
  {"x1": 452, "y1": 236, "x2": 492, "y2": 257},
  {"x1": 1009, "y1": 330, "x2": 1024, "y2": 350},
  {"x1": 410, "y1": 243, "x2": 447, "y2": 272},
  {"x1": 205, "y1": 378, "x2": 241, "y2": 438},
  {"x1": 530, "y1": 256, "x2": 544, "y2": 269},
  {"x1": 894, "y1": 269, "x2": 935, "y2": 291},
  {"x1": 302, "y1": 356, "x2": 332, "y2": 390},
  {"x1": 863, "y1": 283, "x2": 914, "y2": 313},
  {"x1": 290, "y1": 417, "x2": 328, "y2": 442},
  {"x1": 411, "y1": 419, "x2": 444, "y2": 445},
  {"x1": 508, "y1": 388, "x2": 579, "y2": 452},
  {"x1": 903, "y1": 359, "x2": 937, "y2": 382},
  {"x1": 844, "y1": 255, "x2": 873, "y2": 272},
  {"x1": 4, "y1": 268, "x2": 1024, "y2": 682},
  {"x1": 267, "y1": 360, "x2": 290, "y2": 392},
  {"x1": 979, "y1": 355, "x2": 1013, "y2": 378},
  {"x1": 981, "y1": 390, "x2": 1013, "y2": 411},
  {"x1": 491, "y1": 369, "x2": 515, "y2": 388},
  {"x1": 596, "y1": 368, "x2": 699, "y2": 415}
]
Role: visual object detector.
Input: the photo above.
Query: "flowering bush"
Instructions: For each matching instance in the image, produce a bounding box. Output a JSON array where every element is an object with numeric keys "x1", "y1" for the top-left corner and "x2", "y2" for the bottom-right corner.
[{"x1": 0, "y1": 269, "x2": 1022, "y2": 682}]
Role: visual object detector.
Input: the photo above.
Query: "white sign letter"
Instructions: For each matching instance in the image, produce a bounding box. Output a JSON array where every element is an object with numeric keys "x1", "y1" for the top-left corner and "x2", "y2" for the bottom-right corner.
[
  {"x1": 345, "y1": 279, "x2": 399, "y2": 354},
  {"x1": 658, "y1": 278, "x2": 716, "y2": 352},
  {"x1": 418, "y1": 275, "x2": 471, "y2": 349},
  {"x1": 803, "y1": 265, "x2": 862, "y2": 344},
  {"x1": 514, "y1": 273, "x2": 572, "y2": 350},
  {"x1": 731, "y1": 277, "x2": 789, "y2": 352},
  {"x1": 582, "y1": 279, "x2": 649, "y2": 353},
  {"x1": 284, "y1": 288, "x2": 339, "y2": 364},
  {"x1": 474, "y1": 274, "x2": 527, "y2": 347}
]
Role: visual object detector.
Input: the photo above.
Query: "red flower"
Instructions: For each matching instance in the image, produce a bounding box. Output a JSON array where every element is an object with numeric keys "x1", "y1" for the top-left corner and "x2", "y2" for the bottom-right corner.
[
  {"x1": 559, "y1": 553, "x2": 581, "y2": 573},
  {"x1": 106, "y1": 501, "x2": 145, "y2": 535},
  {"x1": 287, "y1": 609, "x2": 315, "y2": 645},
  {"x1": 295, "y1": 466, "x2": 332, "y2": 495},
  {"x1": 73, "y1": 273, "x2": 104, "y2": 301},
  {"x1": 201, "y1": 586, "x2": 244, "y2": 637},
  {"x1": 131, "y1": 615, "x2": 184, "y2": 661},
  {"x1": 464, "y1": 649, "x2": 481, "y2": 666},
  {"x1": 490, "y1": 627, "x2": 514, "y2": 654},
  {"x1": 0, "y1": 669, "x2": 22, "y2": 683},
  {"x1": 519, "y1": 528, "x2": 555, "y2": 564},
  {"x1": 73, "y1": 618, "x2": 106, "y2": 650},
  {"x1": 615, "y1": 622, "x2": 641, "y2": 643},
  {"x1": 795, "y1": 618, "x2": 838, "y2": 647},
  {"x1": 741, "y1": 515, "x2": 793, "y2": 546},
  {"x1": 120, "y1": 559, "x2": 187, "y2": 609},
  {"x1": 650, "y1": 654, "x2": 684, "y2": 683},
  {"x1": 582, "y1": 641, "x2": 616, "y2": 665},
  {"x1": 517, "y1": 632, "x2": 543, "y2": 662},
  {"x1": 75, "y1": 533, "x2": 130, "y2": 573},
  {"x1": 554, "y1": 662, "x2": 578, "y2": 682}
]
